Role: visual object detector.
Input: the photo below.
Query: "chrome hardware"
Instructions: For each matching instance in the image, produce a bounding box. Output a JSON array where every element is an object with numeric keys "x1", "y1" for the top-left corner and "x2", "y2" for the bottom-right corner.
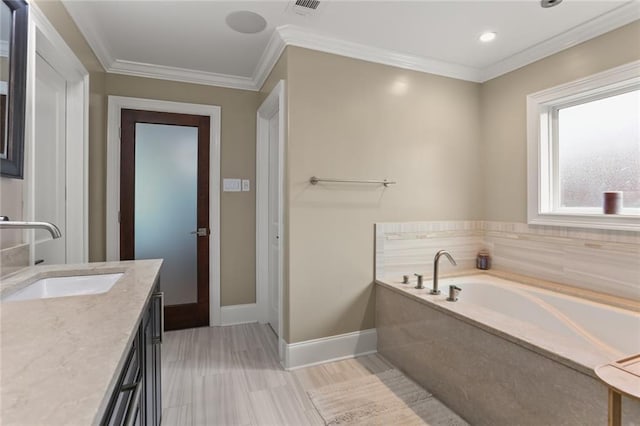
[
  {"x1": 447, "y1": 285, "x2": 462, "y2": 302},
  {"x1": 123, "y1": 376, "x2": 143, "y2": 426},
  {"x1": 152, "y1": 292, "x2": 164, "y2": 344},
  {"x1": 0, "y1": 216, "x2": 62, "y2": 239},
  {"x1": 431, "y1": 250, "x2": 457, "y2": 295},
  {"x1": 309, "y1": 176, "x2": 397, "y2": 187},
  {"x1": 414, "y1": 273, "x2": 424, "y2": 289},
  {"x1": 402, "y1": 275, "x2": 410, "y2": 284},
  {"x1": 190, "y1": 228, "x2": 209, "y2": 237}
]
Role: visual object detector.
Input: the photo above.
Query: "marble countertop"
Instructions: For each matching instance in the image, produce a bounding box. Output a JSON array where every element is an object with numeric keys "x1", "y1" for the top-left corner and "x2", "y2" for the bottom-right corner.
[{"x1": 0, "y1": 260, "x2": 162, "y2": 425}]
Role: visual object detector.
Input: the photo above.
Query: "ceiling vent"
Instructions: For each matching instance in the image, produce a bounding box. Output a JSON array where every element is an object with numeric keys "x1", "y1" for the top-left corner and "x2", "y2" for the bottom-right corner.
[{"x1": 290, "y1": 0, "x2": 322, "y2": 16}]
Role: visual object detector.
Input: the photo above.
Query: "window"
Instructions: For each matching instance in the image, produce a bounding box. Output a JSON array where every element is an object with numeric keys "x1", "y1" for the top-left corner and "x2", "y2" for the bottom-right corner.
[{"x1": 527, "y1": 61, "x2": 640, "y2": 231}]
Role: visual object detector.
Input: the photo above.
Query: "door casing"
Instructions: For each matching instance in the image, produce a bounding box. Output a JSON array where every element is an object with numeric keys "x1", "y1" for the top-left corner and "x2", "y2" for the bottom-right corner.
[
  {"x1": 256, "y1": 80, "x2": 286, "y2": 364},
  {"x1": 24, "y1": 4, "x2": 89, "y2": 265},
  {"x1": 106, "y1": 96, "x2": 221, "y2": 326}
]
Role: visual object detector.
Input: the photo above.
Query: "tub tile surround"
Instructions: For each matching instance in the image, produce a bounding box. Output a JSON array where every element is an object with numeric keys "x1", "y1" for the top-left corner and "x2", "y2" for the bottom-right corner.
[
  {"x1": 376, "y1": 286, "x2": 640, "y2": 426},
  {"x1": 376, "y1": 275, "x2": 637, "y2": 373},
  {"x1": 376, "y1": 221, "x2": 640, "y2": 302}
]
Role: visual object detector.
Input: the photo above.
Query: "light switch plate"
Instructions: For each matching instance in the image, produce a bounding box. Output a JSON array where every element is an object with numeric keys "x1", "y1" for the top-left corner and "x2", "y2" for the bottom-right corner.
[
  {"x1": 242, "y1": 179, "x2": 250, "y2": 192},
  {"x1": 223, "y1": 178, "x2": 241, "y2": 192}
]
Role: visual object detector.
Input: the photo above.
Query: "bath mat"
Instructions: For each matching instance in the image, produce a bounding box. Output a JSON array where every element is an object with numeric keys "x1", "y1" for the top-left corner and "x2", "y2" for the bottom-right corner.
[{"x1": 307, "y1": 369, "x2": 468, "y2": 426}]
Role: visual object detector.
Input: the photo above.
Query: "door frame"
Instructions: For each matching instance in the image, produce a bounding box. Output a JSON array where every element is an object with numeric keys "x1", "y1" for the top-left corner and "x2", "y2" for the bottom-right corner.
[
  {"x1": 106, "y1": 96, "x2": 221, "y2": 326},
  {"x1": 256, "y1": 80, "x2": 285, "y2": 361},
  {"x1": 24, "y1": 4, "x2": 89, "y2": 264}
]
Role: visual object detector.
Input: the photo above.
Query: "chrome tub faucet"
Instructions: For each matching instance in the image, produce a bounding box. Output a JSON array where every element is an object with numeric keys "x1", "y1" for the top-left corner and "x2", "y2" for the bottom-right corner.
[
  {"x1": 447, "y1": 285, "x2": 462, "y2": 302},
  {"x1": 431, "y1": 250, "x2": 457, "y2": 295},
  {"x1": 414, "y1": 273, "x2": 424, "y2": 289}
]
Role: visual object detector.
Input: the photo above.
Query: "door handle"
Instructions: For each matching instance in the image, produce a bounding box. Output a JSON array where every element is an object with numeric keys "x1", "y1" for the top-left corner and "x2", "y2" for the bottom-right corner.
[
  {"x1": 190, "y1": 228, "x2": 209, "y2": 237},
  {"x1": 152, "y1": 291, "x2": 164, "y2": 344}
]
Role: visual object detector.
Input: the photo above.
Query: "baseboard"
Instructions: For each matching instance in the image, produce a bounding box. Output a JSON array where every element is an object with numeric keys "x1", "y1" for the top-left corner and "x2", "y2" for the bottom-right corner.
[
  {"x1": 284, "y1": 329, "x2": 377, "y2": 370},
  {"x1": 220, "y1": 303, "x2": 259, "y2": 326}
]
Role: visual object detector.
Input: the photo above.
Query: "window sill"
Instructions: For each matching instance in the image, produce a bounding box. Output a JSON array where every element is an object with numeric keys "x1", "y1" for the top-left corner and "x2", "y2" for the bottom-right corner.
[{"x1": 528, "y1": 212, "x2": 640, "y2": 232}]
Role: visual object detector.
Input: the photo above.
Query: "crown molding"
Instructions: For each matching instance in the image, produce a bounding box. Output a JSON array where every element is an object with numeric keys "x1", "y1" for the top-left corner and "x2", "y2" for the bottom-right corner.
[
  {"x1": 480, "y1": 2, "x2": 640, "y2": 82},
  {"x1": 276, "y1": 25, "x2": 483, "y2": 82},
  {"x1": 60, "y1": 2, "x2": 640, "y2": 90},
  {"x1": 109, "y1": 59, "x2": 256, "y2": 91},
  {"x1": 253, "y1": 28, "x2": 287, "y2": 91},
  {"x1": 61, "y1": 0, "x2": 114, "y2": 71}
]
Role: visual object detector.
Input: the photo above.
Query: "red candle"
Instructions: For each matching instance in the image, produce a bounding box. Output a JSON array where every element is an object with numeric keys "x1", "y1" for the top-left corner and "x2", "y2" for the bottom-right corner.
[{"x1": 603, "y1": 191, "x2": 623, "y2": 214}]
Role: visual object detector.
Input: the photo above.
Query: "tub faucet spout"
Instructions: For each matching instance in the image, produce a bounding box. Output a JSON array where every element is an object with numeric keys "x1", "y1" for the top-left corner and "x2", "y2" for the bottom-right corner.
[{"x1": 431, "y1": 250, "x2": 457, "y2": 295}]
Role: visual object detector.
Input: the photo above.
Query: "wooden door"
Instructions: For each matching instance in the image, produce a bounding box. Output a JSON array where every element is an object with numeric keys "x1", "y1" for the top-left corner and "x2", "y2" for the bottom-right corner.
[{"x1": 120, "y1": 109, "x2": 210, "y2": 330}]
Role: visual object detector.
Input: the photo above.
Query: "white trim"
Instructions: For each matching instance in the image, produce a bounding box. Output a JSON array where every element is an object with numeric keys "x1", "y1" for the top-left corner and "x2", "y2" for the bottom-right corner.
[
  {"x1": 106, "y1": 96, "x2": 222, "y2": 325},
  {"x1": 527, "y1": 60, "x2": 640, "y2": 232},
  {"x1": 58, "y1": 0, "x2": 115, "y2": 71},
  {"x1": 276, "y1": 25, "x2": 482, "y2": 82},
  {"x1": 220, "y1": 303, "x2": 259, "y2": 326},
  {"x1": 109, "y1": 59, "x2": 256, "y2": 91},
  {"x1": 256, "y1": 81, "x2": 286, "y2": 364},
  {"x1": 481, "y1": 2, "x2": 640, "y2": 82},
  {"x1": 58, "y1": 3, "x2": 638, "y2": 90},
  {"x1": 26, "y1": 2, "x2": 90, "y2": 263},
  {"x1": 284, "y1": 329, "x2": 378, "y2": 371},
  {"x1": 253, "y1": 29, "x2": 287, "y2": 91}
]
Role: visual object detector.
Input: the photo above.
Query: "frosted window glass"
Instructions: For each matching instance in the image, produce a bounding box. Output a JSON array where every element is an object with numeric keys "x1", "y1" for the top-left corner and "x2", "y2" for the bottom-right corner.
[
  {"x1": 558, "y1": 89, "x2": 640, "y2": 209},
  {"x1": 135, "y1": 123, "x2": 199, "y2": 305}
]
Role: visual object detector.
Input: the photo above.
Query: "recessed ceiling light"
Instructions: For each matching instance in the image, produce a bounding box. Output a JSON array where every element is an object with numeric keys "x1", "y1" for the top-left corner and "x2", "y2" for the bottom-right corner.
[
  {"x1": 226, "y1": 11, "x2": 267, "y2": 34},
  {"x1": 479, "y1": 32, "x2": 497, "y2": 43}
]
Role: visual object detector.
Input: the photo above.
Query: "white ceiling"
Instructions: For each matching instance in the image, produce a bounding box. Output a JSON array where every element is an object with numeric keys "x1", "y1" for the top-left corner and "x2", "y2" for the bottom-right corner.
[{"x1": 61, "y1": 0, "x2": 640, "y2": 89}]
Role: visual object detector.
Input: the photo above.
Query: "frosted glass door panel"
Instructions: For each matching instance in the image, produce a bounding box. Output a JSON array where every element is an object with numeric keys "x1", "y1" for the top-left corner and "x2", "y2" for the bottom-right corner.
[{"x1": 135, "y1": 123, "x2": 198, "y2": 305}]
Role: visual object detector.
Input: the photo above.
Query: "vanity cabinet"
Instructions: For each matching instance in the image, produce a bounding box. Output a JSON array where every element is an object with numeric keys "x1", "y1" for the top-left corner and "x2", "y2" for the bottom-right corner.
[{"x1": 101, "y1": 284, "x2": 163, "y2": 426}]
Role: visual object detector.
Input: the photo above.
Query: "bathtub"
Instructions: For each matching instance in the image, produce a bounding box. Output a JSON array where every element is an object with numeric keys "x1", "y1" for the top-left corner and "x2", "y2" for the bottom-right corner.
[{"x1": 376, "y1": 273, "x2": 640, "y2": 425}]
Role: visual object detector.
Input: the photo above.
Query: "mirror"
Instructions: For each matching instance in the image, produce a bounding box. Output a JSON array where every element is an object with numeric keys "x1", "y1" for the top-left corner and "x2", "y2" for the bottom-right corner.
[{"x1": 0, "y1": 0, "x2": 27, "y2": 179}]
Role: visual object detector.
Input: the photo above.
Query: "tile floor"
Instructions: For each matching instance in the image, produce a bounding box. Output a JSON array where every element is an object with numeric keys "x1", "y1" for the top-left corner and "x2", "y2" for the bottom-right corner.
[{"x1": 162, "y1": 323, "x2": 422, "y2": 425}]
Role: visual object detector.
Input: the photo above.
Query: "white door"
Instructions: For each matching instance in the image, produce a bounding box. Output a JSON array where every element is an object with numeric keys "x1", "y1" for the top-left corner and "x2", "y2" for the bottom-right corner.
[
  {"x1": 33, "y1": 54, "x2": 66, "y2": 265},
  {"x1": 267, "y1": 111, "x2": 280, "y2": 334}
]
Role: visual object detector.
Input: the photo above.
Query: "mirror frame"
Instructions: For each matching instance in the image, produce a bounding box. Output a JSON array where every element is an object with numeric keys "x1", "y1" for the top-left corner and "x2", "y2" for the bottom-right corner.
[{"x1": 1, "y1": 0, "x2": 28, "y2": 179}]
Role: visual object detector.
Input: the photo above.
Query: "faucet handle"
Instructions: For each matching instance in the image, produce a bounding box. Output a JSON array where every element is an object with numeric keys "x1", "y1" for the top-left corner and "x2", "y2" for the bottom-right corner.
[
  {"x1": 446, "y1": 285, "x2": 462, "y2": 302},
  {"x1": 414, "y1": 273, "x2": 424, "y2": 289}
]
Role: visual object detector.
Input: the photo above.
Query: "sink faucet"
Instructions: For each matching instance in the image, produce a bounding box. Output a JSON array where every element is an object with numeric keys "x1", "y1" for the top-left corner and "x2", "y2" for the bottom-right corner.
[
  {"x1": 0, "y1": 216, "x2": 62, "y2": 239},
  {"x1": 431, "y1": 250, "x2": 457, "y2": 295}
]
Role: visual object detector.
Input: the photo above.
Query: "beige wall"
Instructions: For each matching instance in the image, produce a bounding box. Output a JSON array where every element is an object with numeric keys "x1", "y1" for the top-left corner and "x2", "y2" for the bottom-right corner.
[
  {"x1": 35, "y1": 1, "x2": 261, "y2": 306},
  {"x1": 481, "y1": 21, "x2": 640, "y2": 223},
  {"x1": 286, "y1": 47, "x2": 482, "y2": 342},
  {"x1": 23, "y1": 2, "x2": 640, "y2": 341},
  {"x1": 0, "y1": 179, "x2": 23, "y2": 249},
  {"x1": 105, "y1": 74, "x2": 260, "y2": 306}
]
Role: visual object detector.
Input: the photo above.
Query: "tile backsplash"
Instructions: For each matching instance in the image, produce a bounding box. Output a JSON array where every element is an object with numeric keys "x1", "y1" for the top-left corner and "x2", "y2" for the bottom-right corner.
[
  {"x1": 376, "y1": 221, "x2": 640, "y2": 301},
  {"x1": 0, "y1": 243, "x2": 30, "y2": 279}
]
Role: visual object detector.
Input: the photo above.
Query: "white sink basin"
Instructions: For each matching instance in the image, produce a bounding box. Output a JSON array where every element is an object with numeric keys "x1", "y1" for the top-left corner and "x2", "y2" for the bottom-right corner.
[{"x1": 4, "y1": 273, "x2": 123, "y2": 302}]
